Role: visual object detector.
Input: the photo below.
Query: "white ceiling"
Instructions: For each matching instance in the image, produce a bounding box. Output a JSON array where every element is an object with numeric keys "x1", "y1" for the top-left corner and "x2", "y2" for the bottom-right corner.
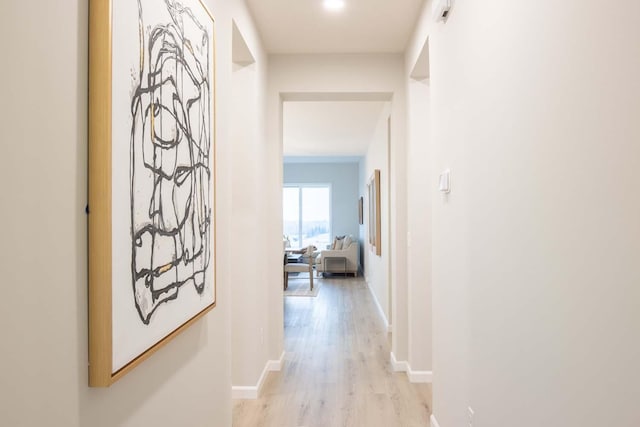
[
  {"x1": 246, "y1": 0, "x2": 426, "y2": 54},
  {"x1": 249, "y1": 1, "x2": 412, "y2": 157},
  {"x1": 283, "y1": 101, "x2": 387, "y2": 156}
]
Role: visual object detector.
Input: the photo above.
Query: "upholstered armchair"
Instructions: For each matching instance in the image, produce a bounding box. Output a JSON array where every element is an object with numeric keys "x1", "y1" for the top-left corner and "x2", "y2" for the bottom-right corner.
[{"x1": 316, "y1": 236, "x2": 359, "y2": 277}]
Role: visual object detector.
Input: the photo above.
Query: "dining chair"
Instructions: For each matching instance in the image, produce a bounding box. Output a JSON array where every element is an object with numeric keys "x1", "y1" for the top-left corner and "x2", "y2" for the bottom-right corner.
[{"x1": 283, "y1": 249, "x2": 314, "y2": 291}]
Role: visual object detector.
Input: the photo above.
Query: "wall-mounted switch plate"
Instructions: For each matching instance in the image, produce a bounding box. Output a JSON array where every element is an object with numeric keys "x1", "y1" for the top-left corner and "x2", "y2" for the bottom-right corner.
[{"x1": 439, "y1": 169, "x2": 451, "y2": 193}]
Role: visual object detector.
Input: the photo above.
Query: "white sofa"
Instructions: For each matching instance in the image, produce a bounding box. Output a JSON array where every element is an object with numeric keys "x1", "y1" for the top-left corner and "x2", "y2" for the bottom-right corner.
[{"x1": 315, "y1": 237, "x2": 359, "y2": 277}]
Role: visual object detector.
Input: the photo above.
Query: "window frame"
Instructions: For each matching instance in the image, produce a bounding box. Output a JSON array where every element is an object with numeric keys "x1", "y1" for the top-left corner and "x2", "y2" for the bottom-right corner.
[{"x1": 283, "y1": 183, "x2": 332, "y2": 250}]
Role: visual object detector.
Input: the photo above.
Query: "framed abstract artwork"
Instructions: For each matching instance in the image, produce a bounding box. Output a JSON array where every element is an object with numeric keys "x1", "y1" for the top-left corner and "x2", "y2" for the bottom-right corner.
[
  {"x1": 358, "y1": 196, "x2": 364, "y2": 225},
  {"x1": 89, "y1": 0, "x2": 216, "y2": 387},
  {"x1": 367, "y1": 170, "x2": 381, "y2": 256}
]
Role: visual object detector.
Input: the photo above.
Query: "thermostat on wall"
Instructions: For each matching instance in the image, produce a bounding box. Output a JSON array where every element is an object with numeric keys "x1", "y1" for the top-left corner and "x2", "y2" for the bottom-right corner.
[{"x1": 433, "y1": 0, "x2": 452, "y2": 22}]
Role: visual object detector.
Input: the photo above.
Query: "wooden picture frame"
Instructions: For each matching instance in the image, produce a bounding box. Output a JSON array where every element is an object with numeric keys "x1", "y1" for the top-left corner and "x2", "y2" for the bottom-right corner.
[
  {"x1": 367, "y1": 170, "x2": 381, "y2": 256},
  {"x1": 89, "y1": 0, "x2": 216, "y2": 387},
  {"x1": 358, "y1": 196, "x2": 364, "y2": 225}
]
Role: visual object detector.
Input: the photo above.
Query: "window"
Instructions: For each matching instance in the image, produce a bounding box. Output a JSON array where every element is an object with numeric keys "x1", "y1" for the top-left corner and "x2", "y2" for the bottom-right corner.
[{"x1": 283, "y1": 185, "x2": 331, "y2": 249}]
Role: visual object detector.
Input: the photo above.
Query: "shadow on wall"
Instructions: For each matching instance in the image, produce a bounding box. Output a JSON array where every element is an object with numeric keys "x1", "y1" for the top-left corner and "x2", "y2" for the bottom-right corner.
[
  {"x1": 77, "y1": 1, "x2": 214, "y2": 425},
  {"x1": 79, "y1": 320, "x2": 207, "y2": 426}
]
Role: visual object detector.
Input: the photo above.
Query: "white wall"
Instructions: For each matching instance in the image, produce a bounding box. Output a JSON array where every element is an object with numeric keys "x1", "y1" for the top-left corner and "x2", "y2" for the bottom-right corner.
[
  {"x1": 405, "y1": 77, "x2": 432, "y2": 373},
  {"x1": 230, "y1": 15, "x2": 270, "y2": 389},
  {"x1": 420, "y1": 1, "x2": 640, "y2": 426},
  {"x1": 404, "y1": 2, "x2": 434, "y2": 374},
  {"x1": 267, "y1": 54, "x2": 409, "y2": 362},
  {"x1": 362, "y1": 105, "x2": 391, "y2": 326},
  {"x1": 283, "y1": 161, "x2": 360, "y2": 246},
  {"x1": 0, "y1": 1, "x2": 263, "y2": 425}
]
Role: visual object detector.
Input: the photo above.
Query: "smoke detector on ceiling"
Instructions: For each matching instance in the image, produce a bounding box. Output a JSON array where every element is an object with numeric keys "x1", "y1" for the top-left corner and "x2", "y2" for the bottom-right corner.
[{"x1": 433, "y1": 0, "x2": 452, "y2": 22}]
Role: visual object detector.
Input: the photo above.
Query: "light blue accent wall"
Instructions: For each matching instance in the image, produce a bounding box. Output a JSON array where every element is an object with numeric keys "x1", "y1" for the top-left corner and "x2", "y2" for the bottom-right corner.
[{"x1": 283, "y1": 161, "x2": 361, "y2": 249}]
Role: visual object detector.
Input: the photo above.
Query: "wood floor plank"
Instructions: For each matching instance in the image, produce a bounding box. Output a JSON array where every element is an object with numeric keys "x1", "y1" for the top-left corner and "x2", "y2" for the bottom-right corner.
[{"x1": 233, "y1": 277, "x2": 431, "y2": 427}]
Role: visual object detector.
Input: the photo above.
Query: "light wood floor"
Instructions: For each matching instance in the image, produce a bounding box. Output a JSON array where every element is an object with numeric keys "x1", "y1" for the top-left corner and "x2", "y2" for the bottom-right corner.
[{"x1": 233, "y1": 276, "x2": 432, "y2": 427}]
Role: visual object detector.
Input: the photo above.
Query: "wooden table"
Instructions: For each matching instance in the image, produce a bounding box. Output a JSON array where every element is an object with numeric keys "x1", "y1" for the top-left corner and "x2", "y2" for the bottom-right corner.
[{"x1": 286, "y1": 253, "x2": 302, "y2": 263}]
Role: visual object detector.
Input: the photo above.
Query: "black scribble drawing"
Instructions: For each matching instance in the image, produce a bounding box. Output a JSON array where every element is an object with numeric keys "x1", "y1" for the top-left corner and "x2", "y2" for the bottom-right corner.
[{"x1": 129, "y1": 0, "x2": 212, "y2": 324}]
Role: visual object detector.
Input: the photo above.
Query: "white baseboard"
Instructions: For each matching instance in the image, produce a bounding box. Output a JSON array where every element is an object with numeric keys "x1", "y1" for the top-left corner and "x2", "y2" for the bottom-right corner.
[
  {"x1": 408, "y1": 370, "x2": 432, "y2": 383},
  {"x1": 390, "y1": 351, "x2": 409, "y2": 372},
  {"x1": 267, "y1": 351, "x2": 285, "y2": 371},
  {"x1": 232, "y1": 352, "x2": 285, "y2": 399},
  {"x1": 231, "y1": 385, "x2": 259, "y2": 400},
  {"x1": 390, "y1": 352, "x2": 432, "y2": 383},
  {"x1": 430, "y1": 414, "x2": 441, "y2": 427},
  {"x1": 366, "y1": 280, "x2": 390, "y2": 330}
]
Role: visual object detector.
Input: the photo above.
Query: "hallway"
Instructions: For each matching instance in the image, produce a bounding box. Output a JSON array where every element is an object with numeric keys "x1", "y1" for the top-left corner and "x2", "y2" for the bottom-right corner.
[{"x1": 233, "y1": 277, "x2": 431, "y2": 426}]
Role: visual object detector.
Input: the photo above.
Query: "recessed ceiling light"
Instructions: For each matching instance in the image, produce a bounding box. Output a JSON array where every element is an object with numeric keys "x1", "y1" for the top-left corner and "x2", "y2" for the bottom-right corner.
[{"x1": 323, "y1": 0, "x2": 345, "y2": 11}]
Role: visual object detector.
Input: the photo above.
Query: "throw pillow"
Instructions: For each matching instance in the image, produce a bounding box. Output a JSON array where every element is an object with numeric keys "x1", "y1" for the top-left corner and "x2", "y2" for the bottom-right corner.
[
  {"x1": 343, "y1": 235, "x2": 352, "y2": 248},
  {"x1": 333, "y1": 235, "x2": 346, "y2": 250}
]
